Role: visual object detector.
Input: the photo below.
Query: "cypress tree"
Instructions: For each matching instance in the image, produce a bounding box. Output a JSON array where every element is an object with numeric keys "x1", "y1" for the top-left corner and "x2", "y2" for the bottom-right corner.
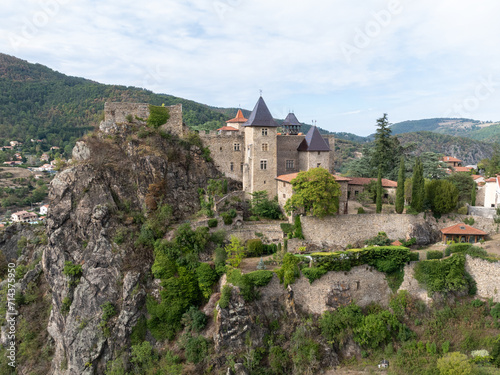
[
  {"x1": 411, "y1": 157, "x2": 424, "y2": 212},
  {"x1": 376, "y1": 169, "x2": 383, "y2": 213},
  {"x1": 395, "y1": 157, "x2": 405, "y2": 213},
  {"x1": 471, "y1": 181, "x2": 477, "y2": 206}
]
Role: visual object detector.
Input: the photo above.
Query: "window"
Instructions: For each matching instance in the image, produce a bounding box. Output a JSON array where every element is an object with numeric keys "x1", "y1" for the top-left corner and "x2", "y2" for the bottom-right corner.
[
  {"x1": 234, "y1": 143, "x2": 240, "y2": 151},
  {"x1": 230, "y1": 162, "x2": 234, "y2": 171},
  {"x1": 318, "y1": 151, "x2": 320, "y2": 155},
  {"x1": 283, "y1": 194, "x2": 286, "y2": 198},
  {"x1": 240, "y1": 163, "x2": 243, "y2": 172},
  {"x1": 262, "y1": 128, "x2": 268, "y2": 136},
  {"x1": 355, "y1": 190, "x2": 359, "y2": 196},
  {"x1": 317, "y1": 163, "x2": 321, "y2": 168},
  {"x1": 260, "y1": 160, "x2": 267, "y2": 170},
  {"x1": 220, "y1": 147, "x2": 222, "y2": 151},
  {"x1": 283, "y1": 182, "x2": 286, "y2": 187},
  {"x1": 286, "y1": 160, "x2": 294, "y2": 170},
  {"x1": 261, "y1": 143, "x2": 268, "y2": 151}
]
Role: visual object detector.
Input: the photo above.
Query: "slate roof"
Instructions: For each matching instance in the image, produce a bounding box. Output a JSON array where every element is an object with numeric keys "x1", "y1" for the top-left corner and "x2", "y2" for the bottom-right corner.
[
  {"x1": 282, "y1": 113, "x2": 301, "y2": 126},
  {"x1": 440, "y1": 223, "x2": 487, "y2": 236},
  {"x1": 227, "y1": 109, "x2": 248, "y2": 123},
  {"x1": 297, "y1": 126, "x2": 330, "y2": 152},
  {"x1": 243, "y1": 97, "x2": 279, "y2": 127}
]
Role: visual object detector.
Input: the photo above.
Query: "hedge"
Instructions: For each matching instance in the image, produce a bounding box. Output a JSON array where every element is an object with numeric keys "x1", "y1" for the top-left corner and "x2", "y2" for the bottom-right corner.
[
  {"x1": 310, "y1": 246, "x2": 411, "y2": 273},
  {"x1": 246, "y1": 239, "x2": 264, "y2": 257},
  {"x1": 446, "y1": 243, "x2": 472, "y2": 254},
  {"x1": 302, "y1": 267, "x2": 328, "y2": 283},
  {"x1": 426, "y1": 250, "x2": 444, "y2": 260}
]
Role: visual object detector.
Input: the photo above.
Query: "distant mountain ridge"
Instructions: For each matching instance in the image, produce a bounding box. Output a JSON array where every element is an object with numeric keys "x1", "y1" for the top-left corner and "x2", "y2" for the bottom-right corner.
[{"x1": 388, "y1": 117, "x2": 500, "y2": 142}]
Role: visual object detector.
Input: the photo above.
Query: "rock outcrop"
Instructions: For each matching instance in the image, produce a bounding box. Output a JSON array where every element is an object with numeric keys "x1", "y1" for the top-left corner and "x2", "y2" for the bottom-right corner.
[{"x1": 43, "y1": 121, "x2": 220, "y2": 374}]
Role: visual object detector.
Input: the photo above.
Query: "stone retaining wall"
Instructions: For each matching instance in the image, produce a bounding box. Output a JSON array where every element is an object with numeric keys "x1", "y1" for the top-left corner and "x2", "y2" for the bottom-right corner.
[{"x1": 465, "y1": 255, "x2": 500, "y2": 302}]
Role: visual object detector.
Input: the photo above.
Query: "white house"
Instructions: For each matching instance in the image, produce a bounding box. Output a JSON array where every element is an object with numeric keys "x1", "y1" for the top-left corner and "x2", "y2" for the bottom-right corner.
[
  {"x1": 483, "y1": 176, "x2": 500, "y2": 208},
  {"x1": 11, "y1": 211, "x2": 38, "y2": 223},
  {"x1": 40, "y1": 204, "x2": 49, "y2": 215}
]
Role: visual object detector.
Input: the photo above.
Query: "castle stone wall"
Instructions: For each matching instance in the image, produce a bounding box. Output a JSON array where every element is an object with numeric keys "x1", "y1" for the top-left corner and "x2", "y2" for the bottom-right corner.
[
  {"x1": 200, "y1": 132, "x2": 244, "y2": 181},
  {"x1": 100, "y1": 102, "x2": 185, "y2": 136},
  {"x1": 276, "y1": 135, "x2": 304, "y2": 176},
  {"x1": 301, "y1": 214, "x2": 419, "y2": 249}
]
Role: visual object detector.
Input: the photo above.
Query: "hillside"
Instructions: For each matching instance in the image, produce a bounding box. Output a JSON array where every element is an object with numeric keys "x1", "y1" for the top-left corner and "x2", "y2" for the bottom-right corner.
[
  {"x1": 396, "y1": 131, "x2": 494, "y2": 165},
  {"x1": 389, "y1": 117, "x2": 500, "y2": 141},
  {"x1": 0, "y1": 53, "x2": 229, "y2": 147}
]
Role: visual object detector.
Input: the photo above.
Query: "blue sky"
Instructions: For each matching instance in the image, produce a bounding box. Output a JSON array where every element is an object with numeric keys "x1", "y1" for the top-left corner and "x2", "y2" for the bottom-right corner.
[{"x1": 2, "y1": 0, "x2": 500, "y2": 135}]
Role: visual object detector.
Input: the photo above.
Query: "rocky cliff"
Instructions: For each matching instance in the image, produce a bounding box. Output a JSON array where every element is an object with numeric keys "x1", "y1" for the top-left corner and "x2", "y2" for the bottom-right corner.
[{"x1": 42, "y1": 120, "x2": 220, "y2": 374}]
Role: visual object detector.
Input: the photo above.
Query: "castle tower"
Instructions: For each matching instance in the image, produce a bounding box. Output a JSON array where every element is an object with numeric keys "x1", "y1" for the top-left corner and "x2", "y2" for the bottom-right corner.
[
  {"x1": 242, "y1": 96, "x2": 279, "y2": 197},
  {"x1": 297, "y1": 126, "x2": 331, "y2": 172},
  {"x1": 282, "y1": 112, "x2": 301, "y2": 135},
  {"x1": 225, "y1": 109, "x2": 248, "y2": 130}
]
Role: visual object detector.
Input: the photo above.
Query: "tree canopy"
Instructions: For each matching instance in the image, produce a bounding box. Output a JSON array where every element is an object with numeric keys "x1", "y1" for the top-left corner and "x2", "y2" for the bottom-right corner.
[{"x1": 284, "y1": 168, "x2": 341, "y2": 218}]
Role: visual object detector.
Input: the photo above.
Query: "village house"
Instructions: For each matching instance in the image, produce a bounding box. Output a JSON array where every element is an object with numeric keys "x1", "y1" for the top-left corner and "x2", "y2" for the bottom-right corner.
[
  {"x1": 11, "y1": 211, "x2": 38, "y2": 223},
  {"x1": 40, "y1": 153, "x2": 49, "y2": 162},
  {"x1": 441, "y1": 156, "x2": 462, "y2": 168},
  {"x1": 481, "y1": 176, "x2": 500, "y2": 208},
  {"x1": 440, "y1": 223, "x2": 487, "y2": 243},
  {"x1": 346, "y1": 177, "x2": 398, "y2": 201},
  {"x1": 40, "y1": 204, "x2": 49, "y2": 215}
]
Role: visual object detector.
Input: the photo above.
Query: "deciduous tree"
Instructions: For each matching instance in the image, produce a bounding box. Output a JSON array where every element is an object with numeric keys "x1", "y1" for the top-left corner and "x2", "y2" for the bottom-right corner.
[{"x1": 284, "y1": 168, "x2": 341, "y2": 218}]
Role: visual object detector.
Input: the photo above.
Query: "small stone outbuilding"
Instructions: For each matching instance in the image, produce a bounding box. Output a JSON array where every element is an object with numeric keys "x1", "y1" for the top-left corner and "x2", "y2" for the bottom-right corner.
[{"x1": 440, "y1": 223, "x2": 487, "y2": 243}]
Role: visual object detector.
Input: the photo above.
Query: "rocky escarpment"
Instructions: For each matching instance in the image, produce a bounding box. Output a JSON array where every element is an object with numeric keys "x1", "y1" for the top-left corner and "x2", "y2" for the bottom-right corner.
[{"x1": 43, "y1": 122, "x2": 221, "y2": 374}]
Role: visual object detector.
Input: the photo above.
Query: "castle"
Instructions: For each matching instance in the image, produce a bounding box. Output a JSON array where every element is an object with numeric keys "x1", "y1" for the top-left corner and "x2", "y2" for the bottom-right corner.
[
  {"x1": 100, "y1": 97, "x2": 343, "y2": 210},
  {"x1": 199, "y1": 96, "x2": 336, "y2": 199}
]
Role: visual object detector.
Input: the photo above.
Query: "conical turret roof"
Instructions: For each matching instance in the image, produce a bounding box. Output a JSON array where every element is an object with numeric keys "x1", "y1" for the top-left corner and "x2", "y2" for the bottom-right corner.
[
  {"x1": 297, "y1": 126, "x2": 330, "y2": 152},
  {"x1": 243, "y1": 97, "x2": 278, "y2": 127},
  {"x1": 282, "y1": 113, "x2": 301, "y2": 126},
  {"x1": 227, "y1": 109, "x2": 248, "y2": 123}
]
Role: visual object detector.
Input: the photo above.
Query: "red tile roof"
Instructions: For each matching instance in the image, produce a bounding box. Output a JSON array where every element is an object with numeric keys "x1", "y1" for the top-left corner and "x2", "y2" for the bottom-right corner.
[
  {"x1": 452, "y1": 166, "x2": 472, "y2": 172},
  {"x1": 227, "y1": 109, "x2": 248, "y2": 123},
  {"x1": 276, "y1": 172, "x2": 351, "y2": 184},
  {"x1": 471, "y1": 175, "x2": 483, "y2": 180},
  {"x1": 485, "y1": 177, "x2": 497, "y2": 182},
  {"x1": 391, "y1": 240, "x2": 402, "y2": 246},
  {"x1": 347, "y1": 177, "x2": 397, "y2": 188},
  {"x1": 442, "y1": 156, "x2": 462, "y2": 162},
  {"x1": 217, "y1": 126, "x2": 238, "y2": 131},
  {"x1": 440, "y1": 223, "x2": 487, "y2": 236}
]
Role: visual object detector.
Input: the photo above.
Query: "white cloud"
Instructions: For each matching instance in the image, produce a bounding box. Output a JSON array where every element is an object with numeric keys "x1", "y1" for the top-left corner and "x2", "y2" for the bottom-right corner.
[{"x1": 2, "y1": 0, "x2": 500, "y2": 134}]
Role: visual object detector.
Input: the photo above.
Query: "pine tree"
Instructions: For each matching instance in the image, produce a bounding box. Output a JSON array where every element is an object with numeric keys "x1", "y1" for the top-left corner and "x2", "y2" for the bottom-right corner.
[
  {"x1": 376, "y1": 169, "x2": 383, "y2": 213},
  {"x1": 395, "y1": 157, "x2": 405, "y2": 214},
  {"x1": 411, "y1": 157, "x2": 424, "y2": 212}
]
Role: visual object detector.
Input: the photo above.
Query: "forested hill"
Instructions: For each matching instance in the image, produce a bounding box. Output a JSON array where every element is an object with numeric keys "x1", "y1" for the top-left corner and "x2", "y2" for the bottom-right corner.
[
  {"x1": 0, "y1": 54, "x2": 345, "y2": 147},
  {"x1": 389, "y1": 117, "x2": 500, "y2": 141},
  {"x1": 0, "y1": 53, "x2": 230, "y2": 147}
]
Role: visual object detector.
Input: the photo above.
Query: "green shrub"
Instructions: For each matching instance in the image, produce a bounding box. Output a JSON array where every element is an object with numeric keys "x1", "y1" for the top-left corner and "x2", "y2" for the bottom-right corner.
[
  {"x1": 426, "y1": 250, "x2": 443, "y2": 260},
  {"x1": 471, "y1": 299, "x2": 484, "y2": 308},
  {"x1": 262, "y1": 243, "x2": 278, "y2": 255},
  {"x1": 302, "y1": 267, "x2": 328, "y2": 283},
  {"x1": 214, "y1": 246, "x2": 227, "y2": 276},
  {"x1": 207, "y1": 218, "x2": 218, "y2": 228},
  {"x1": 409, "y1": 252, "x2": 420, "y2": 261},
  {"x1": 311, "y1": 246, "x2": 410, "y2": 273},
  {"x1": 196, "y1": 262, "x2": 217, "y2": 299},
  {"x1": 221, "y1": 212, "x2": 233, "y2": 225},
  {"x1": 491, "y1": 304, "x2": 500, "y2": 319},
  {"x1": 293, "y1": 215, "x2": 304, "y2": 239},
  {"x1": 181, "y1": 306, "x2": 207, "y2": 333},
  {"x1": 413, "y1": 253, "x2": 471, "y2": 294},
  {"x1": 364, "y1": 231, "x2": 392, "y2": 246},
  {"x1": 357, "y1": 207, "x2": 365, "y2": 214},
  {"x1": 245, "y1": 270, "x2": 274, "y2": 287},
  {"x1": 446, "y1": 243, "x2": 472, "y2": 254},
  {"x1": 246, "y1": 239, "x2": 264, "y2": 257},
  {"x1": 147, "y1": 105, "x2": 170, "y2": 128},
  {"x1": 218, "y1": 285, "x2": 232, "y2": 309},
  {"x1": 61, "y1": 297, "x2": 72, "y2": 315},
  {"x1": 182, "y1": 334, "x2": 209, "y2": 364},
  {"x1": 457, "y1": 206, "x2": 468, "y2": 215},
  {"x1": 276, "y1": 253, "x2": 301, "y2": 287},
  {"x1": 280, "y1": 223, "x2": 294, "y2": 235},
  {"x1": 130, "y1": 317, "x2": 147, "y2": 346},
  {"x1": 63, "y1": 261, "x2": 83, "y2": 288}
]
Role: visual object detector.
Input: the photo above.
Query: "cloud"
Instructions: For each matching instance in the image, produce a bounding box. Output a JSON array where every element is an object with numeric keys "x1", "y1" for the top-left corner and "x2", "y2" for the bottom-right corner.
[{"x1": 2, "y1": 0, "x2": 500, "y2": 135}]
